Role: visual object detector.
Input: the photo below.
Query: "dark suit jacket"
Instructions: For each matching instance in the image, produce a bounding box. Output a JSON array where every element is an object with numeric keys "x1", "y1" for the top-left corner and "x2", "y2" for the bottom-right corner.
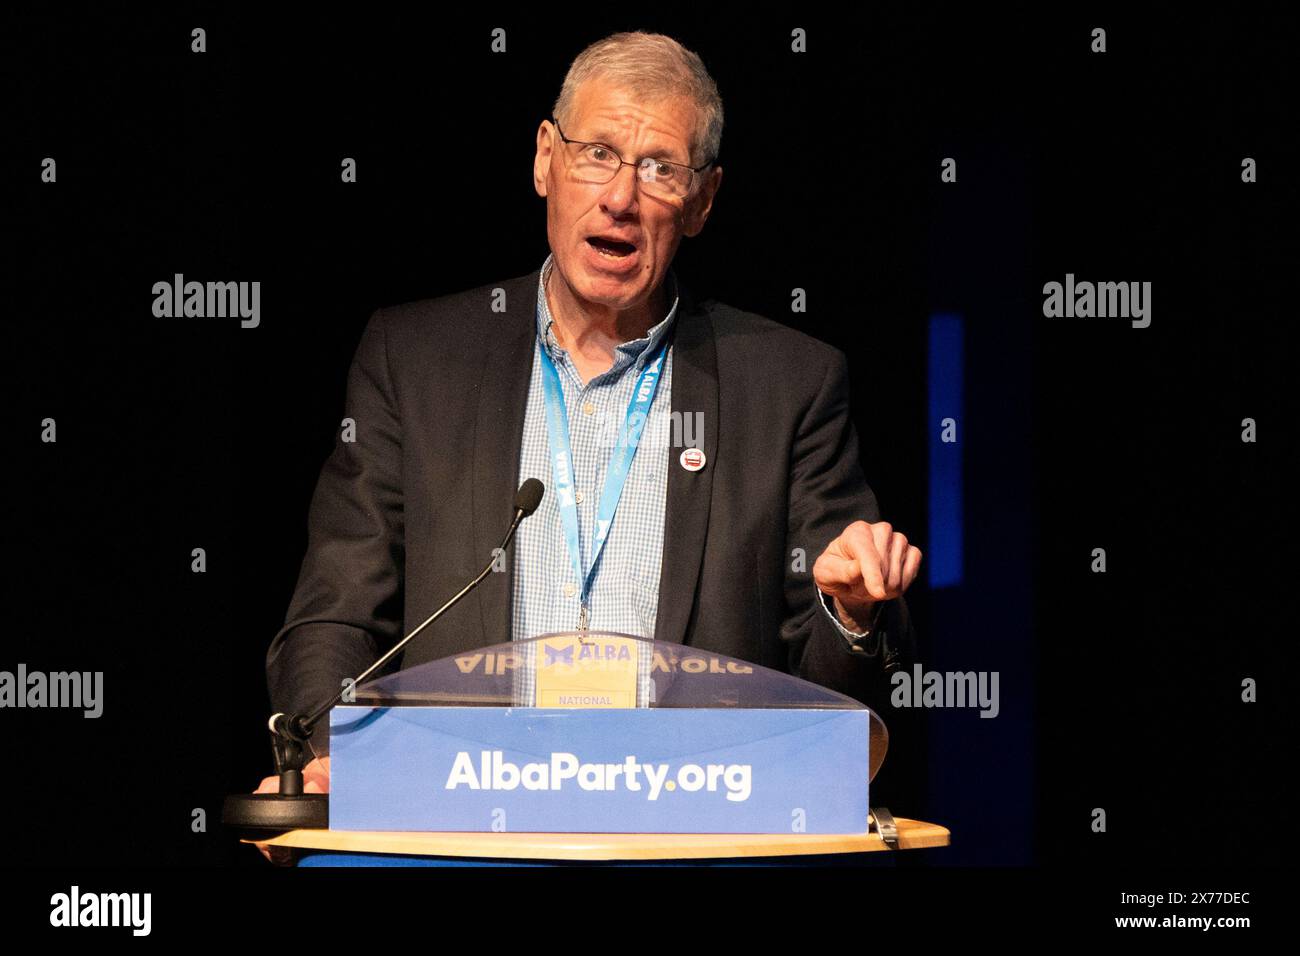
[{"x1": 267, "y1": 265, "x2": 917, "y2": 757}]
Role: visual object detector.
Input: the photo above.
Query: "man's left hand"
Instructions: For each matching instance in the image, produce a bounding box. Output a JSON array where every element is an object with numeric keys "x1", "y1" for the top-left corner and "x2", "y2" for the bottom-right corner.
[{"x1": 813, "y1": 520, "x2": 922, "y2": 631}]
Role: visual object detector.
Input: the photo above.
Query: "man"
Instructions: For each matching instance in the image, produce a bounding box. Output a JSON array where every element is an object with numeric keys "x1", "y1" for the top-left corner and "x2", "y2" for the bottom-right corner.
[{"x1": 258, "y1": 31, "x2": 921, "y2": 802}]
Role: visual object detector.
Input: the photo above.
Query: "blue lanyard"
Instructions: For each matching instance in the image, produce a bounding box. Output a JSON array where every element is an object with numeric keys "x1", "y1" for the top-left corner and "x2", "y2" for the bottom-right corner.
[{"x1": 537, "y1": 321, "x2": 668, "y2": 629}]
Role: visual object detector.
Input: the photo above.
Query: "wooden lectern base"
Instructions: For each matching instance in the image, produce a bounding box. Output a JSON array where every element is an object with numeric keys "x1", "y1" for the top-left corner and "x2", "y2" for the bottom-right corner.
[{"x1": 247, "y1": 816, "x2": 949, "y2": 861}]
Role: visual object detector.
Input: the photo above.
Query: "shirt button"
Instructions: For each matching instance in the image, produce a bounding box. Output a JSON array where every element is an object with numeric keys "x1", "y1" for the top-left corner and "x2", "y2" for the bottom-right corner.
[
  {"x1": 574, "y1": 490, "x2": 584, "y2": 504},
  {"x1": 582, "y1": 402, "x2": 595, "y2": 416},
  {"x1": 562, "y1": 582, "x2": 576, "y2": 597}
]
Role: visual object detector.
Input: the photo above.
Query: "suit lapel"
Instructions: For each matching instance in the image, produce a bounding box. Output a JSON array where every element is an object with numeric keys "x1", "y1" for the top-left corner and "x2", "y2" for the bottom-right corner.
[
  {"x1": 471, "y1": 268, "x2": 541, "y2": 646},
  {"x1": 654, "y1": 282, "x2": 718, "y2": 646}
]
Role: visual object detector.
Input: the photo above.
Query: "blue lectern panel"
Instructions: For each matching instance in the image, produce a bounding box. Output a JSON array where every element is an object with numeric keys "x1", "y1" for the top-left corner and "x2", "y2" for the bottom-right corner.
[{"x1": 330, "y1": 706, "x2": 869, "y2": 834}]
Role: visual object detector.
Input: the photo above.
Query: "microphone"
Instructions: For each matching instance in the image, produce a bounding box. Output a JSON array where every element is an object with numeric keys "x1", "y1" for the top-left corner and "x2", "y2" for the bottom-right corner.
[
  {"x1": 223, "y1": 479, "x2": 545, "y2": 837},
  {"x1": 514, "y1": 476, "x2": 544, "y2": 517}
]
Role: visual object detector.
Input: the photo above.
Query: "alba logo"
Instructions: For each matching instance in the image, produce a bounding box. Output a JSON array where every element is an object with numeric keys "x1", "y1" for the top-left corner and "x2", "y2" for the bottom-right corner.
[
  {"x1": 446, "y1": 750, "x2": 753, "y2": 802},
  {"x1": 636, "y1": 356, "x2": 664, "y2": 401},
  {"x1": 543, "y1": 642, "x2": 630, "y2": 667}
]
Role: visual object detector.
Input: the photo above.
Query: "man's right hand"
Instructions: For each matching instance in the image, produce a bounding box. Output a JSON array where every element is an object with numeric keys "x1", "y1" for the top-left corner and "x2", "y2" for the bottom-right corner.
[{"x1": 251, "y1": 756, "x2": 330, "y2": 864}]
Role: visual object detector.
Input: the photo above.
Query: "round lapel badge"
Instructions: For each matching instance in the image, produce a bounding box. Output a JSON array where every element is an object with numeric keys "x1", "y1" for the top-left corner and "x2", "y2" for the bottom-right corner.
[{"x1": 679, "y1": 447, "x2": 707, "y2": 472}]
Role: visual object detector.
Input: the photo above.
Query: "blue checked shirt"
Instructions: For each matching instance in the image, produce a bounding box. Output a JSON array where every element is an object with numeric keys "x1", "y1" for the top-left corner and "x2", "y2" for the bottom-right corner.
[
  {"x1": 510, "y1": 255, "x2": 876, "y2": 703},
  {"x1": 511, "y1": 254, "x2": 675, "y2": 703}
]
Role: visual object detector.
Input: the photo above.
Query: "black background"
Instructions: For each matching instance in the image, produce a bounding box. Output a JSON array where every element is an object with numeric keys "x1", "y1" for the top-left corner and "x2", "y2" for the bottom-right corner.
[{"x1": 6, "y1": 1, "x2": 1291, "y2": 928}]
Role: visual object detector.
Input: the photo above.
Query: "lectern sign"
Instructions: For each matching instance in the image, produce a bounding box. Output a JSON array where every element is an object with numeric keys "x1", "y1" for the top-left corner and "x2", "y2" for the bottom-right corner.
[
  {"x1": 331, "y1": 707, "x2": 868, "y2": 833},
  {"x1": 532, "y1": 634, "x2": 638, "y2": 708}
]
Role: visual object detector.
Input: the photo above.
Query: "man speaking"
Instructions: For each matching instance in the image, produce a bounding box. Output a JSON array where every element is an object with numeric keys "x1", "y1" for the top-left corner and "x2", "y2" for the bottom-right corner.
[{"x1": 260, "y1": 30, "x2": 921, "y2": 798}]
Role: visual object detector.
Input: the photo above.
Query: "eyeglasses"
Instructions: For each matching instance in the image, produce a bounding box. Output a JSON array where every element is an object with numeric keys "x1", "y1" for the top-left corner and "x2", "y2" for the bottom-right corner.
[{"x1": 549, "y1": 116, "x2": 715, "y2": 202}]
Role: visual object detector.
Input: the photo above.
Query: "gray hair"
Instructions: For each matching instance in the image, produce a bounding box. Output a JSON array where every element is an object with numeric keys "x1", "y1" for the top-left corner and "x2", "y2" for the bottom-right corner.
[{"x1": 551, "y1": 31, "x2": 724, "y2": 168}]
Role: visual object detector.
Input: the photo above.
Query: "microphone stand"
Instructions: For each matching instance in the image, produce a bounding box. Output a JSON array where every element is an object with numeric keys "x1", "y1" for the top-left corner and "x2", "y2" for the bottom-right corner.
[{"x1": 223, "y1": 480, "x2": 544, "y2": 836}]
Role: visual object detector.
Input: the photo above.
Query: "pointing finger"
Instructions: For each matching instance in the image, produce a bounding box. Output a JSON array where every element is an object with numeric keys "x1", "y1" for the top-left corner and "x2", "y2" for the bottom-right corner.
[
  {"x1": 902, "y1": 545, "x2": 923, "y2": 590},
  {"x1": 843, "y1": 522, "x2": 887, "y2": 600}
]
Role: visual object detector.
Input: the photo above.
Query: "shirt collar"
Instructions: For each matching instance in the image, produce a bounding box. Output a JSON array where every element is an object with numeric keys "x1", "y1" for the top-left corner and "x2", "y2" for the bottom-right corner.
[{"x1": 536, "y1": 252, "x2": 678, "y2": 374}]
